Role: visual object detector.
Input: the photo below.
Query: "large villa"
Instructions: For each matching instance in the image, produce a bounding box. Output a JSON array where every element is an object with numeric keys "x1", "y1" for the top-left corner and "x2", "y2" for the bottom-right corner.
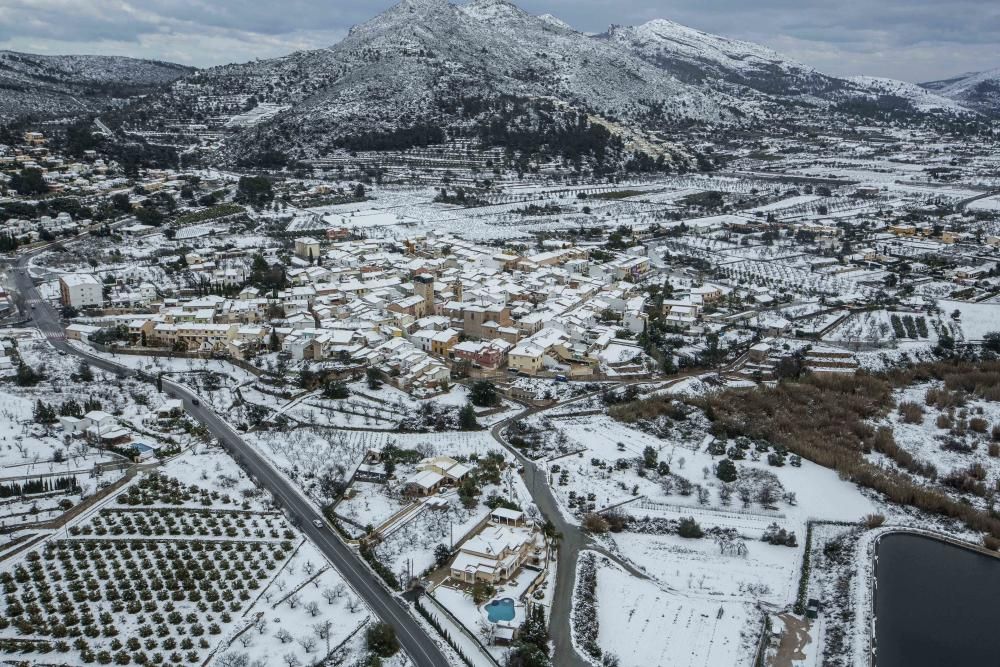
[{"x1": 449, "y1": 509, "x2": 547, "y2": 584}]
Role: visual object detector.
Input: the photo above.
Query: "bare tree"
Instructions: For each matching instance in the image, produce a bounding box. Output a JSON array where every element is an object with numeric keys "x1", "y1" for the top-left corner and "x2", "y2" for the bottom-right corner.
[
  {"x1": 298, "y1": 636, "x2": 317, "y2": 653},
  {"x1": 304, "y1": 601, "x2": 320, "y2": 617},
  {"x1": 282, "y1": 654, "x2": 300, "y2": 667},
  {"x1": 321, "y1": 588, "x2": 338, "y2": 605},
  {"x1": 477, "y1": 617, "x2": 494, "y2": 645},
  {"x1": 346, "y1": 596, "x2": 361, "y2": 613},
  {"x1": 313, "y1": 620, "x2": 332, "y2": 641},
  {"x1": 255, "y1": 618, "x2": 267, "y2": 635},
  {"x1": 216, "y1": 653, "x2": 249, "y2": 667},
  {"x1": 275, "y1": 628, "x2": 292, "y2": 644},
  {"x1": 757, "y1": 484, "x2": 776, "y2": 507},
  {"x1": 287, "y1": 593, "x2": 302, "y2": 609},
  {"x1": 238, "y1": 633, "x2": 253, "y2": 649}
]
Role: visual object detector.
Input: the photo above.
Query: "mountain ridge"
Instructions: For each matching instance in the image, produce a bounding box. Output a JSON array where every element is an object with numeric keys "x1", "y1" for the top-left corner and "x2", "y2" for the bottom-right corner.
[
  {"x1": 8, "y1": 0, "x2": 992, "y2": 165},
  {"x1": 921, "y1": 68, "x2": 1000, "y2": 116},
  {"x1": 0, "y1": 51, "x2": 194, "y2": 122},
  {"x1": 153, "y1": 0, "x2": 748, "y2": 164}
]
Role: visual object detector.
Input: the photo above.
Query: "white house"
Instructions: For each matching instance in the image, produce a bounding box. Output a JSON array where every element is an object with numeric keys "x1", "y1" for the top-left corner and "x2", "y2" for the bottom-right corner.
[
  {"x1": 83, "y1": 410, "x2": 116, "y2": 435},
  {"x1": 59, "y1": 274, "x2": 103, "y2": 309}
]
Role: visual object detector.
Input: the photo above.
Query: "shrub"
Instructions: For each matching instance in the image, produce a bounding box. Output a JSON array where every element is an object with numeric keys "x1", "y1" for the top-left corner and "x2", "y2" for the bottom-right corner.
[
  {"x1": 677, "y1": 517, "x2": 703, "y2": 539},
  {"x1": 582, "y1": 513, "x2": 610, "y2": 534},
  {"x1": 897, "y1": 402, "x2": 924, "y2": 424},
  {"x1": 322, "y1": 382, "x2": 350, "y2": 400},
  {"x1": 969, "y1": 417, "x2": 989, "y2": 434},
  {"x1": 925, "y1": 387, "x2": 966, "y2": 410},
  {"x1": 469, "y1": 381, "x2": 501, "y2": 408},
  {"x1": 716, "y1": 459, "x2": 738, "y2": 482},
  {"x1": 366, "y1": 622, "x2": 399, "y2": 658},
  {"x1": 690, "y1": 367, "x2": 1000, "y2": 540},
  {"x1": 572, "y1": 552, "x2": 601, "y2": 659},
  {"x1": 642, "y1": 446, "x2": 658, "y2": 469},
  {"x1": 470, "y1": 581, "x2": 495, "y2": 605},
  {"x1": 605, "y1": 510, "x2": 628, "y2": 533},
  {"x1": 863, "y1": 514, "x2": 886, "y2": 529},
  {"x1": 762, "y1": 523, "x2": 797, "y2": 547}
]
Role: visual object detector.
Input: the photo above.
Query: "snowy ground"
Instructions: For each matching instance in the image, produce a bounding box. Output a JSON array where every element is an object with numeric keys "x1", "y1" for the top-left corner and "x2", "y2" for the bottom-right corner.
[
  {"x1": 540, "y1": 412, "x2": 875, "y2": 532},
  {"x1": 585, "y1": 551, "x2": 759, "y2": 667},
  {"x1": 870, "y1": 381, "x2": 1000, "y2": 513},
  {"x1": 0, "y1": 333, "x2": 199, "y2": 531},
  {"x1": 555, "y1": 404, "x2": 879, "y2": 667}
]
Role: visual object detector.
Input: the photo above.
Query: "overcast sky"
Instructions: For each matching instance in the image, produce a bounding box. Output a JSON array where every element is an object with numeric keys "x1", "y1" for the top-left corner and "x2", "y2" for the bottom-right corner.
[{"x1": 0, "y1": 0, "x2": 997, "y2": 82}]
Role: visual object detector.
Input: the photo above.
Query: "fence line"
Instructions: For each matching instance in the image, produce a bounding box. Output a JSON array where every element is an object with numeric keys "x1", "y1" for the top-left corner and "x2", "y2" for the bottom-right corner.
[{"x1": 635, "y1": 499, "x2": 787, "y2": 521}]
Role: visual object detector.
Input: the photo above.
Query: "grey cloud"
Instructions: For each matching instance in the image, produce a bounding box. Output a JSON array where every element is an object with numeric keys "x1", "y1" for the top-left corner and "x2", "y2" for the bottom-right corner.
[{"x1": 0, "y1": 0, "x2": 997, "y2": 81}]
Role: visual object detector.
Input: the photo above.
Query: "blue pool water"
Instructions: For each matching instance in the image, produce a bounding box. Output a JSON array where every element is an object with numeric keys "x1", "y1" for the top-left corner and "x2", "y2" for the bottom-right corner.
[{"x1": 485, "y1": 597, "x2": 516, "y2": 623}]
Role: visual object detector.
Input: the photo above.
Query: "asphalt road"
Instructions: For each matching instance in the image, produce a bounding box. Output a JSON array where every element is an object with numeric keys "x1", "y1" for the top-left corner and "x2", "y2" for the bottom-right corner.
[
  {"x1": 4, "y1": 253, "x2": 450, "y2": 667},
  {"x1": 956, "y1": 188, "x2": 1000, "y2": 211}
]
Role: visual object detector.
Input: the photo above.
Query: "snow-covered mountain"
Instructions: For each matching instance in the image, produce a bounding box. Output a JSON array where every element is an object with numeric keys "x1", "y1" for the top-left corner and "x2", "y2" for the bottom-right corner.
[
  {"x1": 0, "y1": 51, "x2": 193, "y2": 122},
  {"x1": 922, "y1": 68, "x2": 1000, "y2": 115},
  {"x1": 847, "y1": 77, "x2": 967, "y2": 113},
  {"x1": 119, "y1": 0, "x2": 986, "y2": 162},
  {"x1": 604, "y1": 19, "x2": 839, "y2": 97},
  {"x1": 605, "y1": 19, "x2": 965, "y2": 113},
  {"x1": 135, "y1": 0, "x2": 757, "y2": 162}
]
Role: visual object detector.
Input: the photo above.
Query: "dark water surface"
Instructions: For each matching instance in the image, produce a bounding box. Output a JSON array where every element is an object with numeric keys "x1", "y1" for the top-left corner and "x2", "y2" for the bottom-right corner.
[{"x1": 875, "y1": 532, "x2": 1000, "y2": 667}]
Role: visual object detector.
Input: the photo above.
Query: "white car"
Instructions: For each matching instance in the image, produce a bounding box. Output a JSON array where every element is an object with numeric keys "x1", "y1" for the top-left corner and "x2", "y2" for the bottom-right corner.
[{"x1": 312, "y1": 519, "x2": 324, "y2": 529}]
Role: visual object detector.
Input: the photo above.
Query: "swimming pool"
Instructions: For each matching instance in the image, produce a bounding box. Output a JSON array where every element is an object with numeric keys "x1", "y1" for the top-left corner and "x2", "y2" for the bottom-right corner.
[{"x1": 485, "y1": 597, "x2": 516, "y2": 623}]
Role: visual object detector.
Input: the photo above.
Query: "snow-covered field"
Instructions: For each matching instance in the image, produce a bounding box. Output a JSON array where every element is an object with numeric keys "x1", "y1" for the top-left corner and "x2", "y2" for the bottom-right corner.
[
  {"x1": 540, "y1": 413, "x2": 875, "y2": 531},
  {"x1": 552, "y1": 402, "x2": 880, "y2": 667},
  {"x1": 967, "y1": 195, "x2": 1000, "y2": 212},
  {"x1": 586, "y1": 552, "x2": 757, "y2": 667}
]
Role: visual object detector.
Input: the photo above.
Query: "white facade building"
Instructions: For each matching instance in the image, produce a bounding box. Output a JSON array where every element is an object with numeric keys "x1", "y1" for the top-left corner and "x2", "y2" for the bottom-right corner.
[{"x1": 59, "y1": 274, "x2": 103, "y2": 309}]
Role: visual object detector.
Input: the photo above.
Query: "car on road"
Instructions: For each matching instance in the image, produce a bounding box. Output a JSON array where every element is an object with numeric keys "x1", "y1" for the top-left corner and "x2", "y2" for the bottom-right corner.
[
  {"x1": 191, "y1": 398, "x2": 200, "y2": 406},
  {"x1": 313, "y1": 519, "x2": 324, "y2": 529}
]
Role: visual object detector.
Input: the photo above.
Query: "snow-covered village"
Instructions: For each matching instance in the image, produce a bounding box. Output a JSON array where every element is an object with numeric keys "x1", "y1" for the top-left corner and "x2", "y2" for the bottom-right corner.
[{"x1": 2, "y1": 2, "x2": 1000, "y2": 667}]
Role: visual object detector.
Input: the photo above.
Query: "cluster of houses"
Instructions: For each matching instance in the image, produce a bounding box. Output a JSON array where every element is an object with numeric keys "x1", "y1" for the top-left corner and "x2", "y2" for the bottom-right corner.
[
  {"x1": 1, "y1": 130, "x2": 248, "y2": 259},
  {"x1": 56, "y1": 221, "x2": 834, "y2": 389},
  {"x1": 58, "y1": 229, "x2": 683, "y2": 389},
  {"x1": 46, "y1": 183, "x2": 989, "y2": 393}
]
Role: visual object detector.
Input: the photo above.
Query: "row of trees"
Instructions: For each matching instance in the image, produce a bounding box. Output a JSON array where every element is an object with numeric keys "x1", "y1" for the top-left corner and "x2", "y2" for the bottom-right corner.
[{"x1": 0, "y1": 475, "x2": 78, "y2": 498}]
